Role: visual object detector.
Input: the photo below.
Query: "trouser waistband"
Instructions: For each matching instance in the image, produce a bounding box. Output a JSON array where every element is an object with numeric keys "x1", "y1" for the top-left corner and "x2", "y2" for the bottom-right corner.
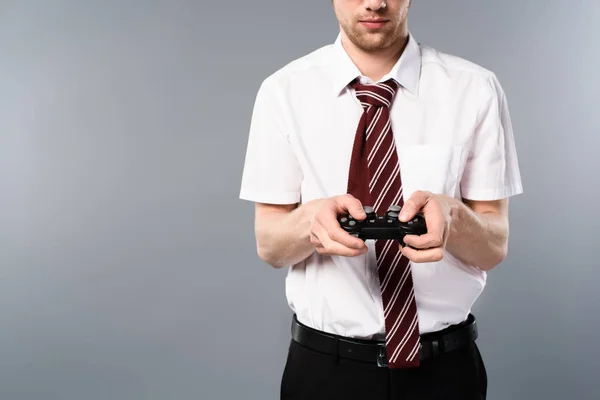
[{"x1": 290, "y1": 314, "x2": 478, "y2": 367}]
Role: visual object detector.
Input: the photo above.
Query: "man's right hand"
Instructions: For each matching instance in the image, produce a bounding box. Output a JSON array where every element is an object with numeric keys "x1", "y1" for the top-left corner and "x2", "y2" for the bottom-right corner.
[{"x1": 309, "y1": 194, "x2": 369, "y2": 257}]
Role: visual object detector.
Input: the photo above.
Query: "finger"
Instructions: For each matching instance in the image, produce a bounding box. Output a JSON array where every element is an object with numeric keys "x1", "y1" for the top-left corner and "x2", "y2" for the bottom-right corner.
[
  {"x1": 311, "y1": 222, "x2": 328, "y2": 247},
  {"x1": 319, "y1": 239, "x2": 368, "y2": 257},
  {"x1": 313, "y1": 224, "x2": 362, "y2": 256},
  {"x1": 330, "y1": 228, "x2": 368, "y2": 251},
  {"x1": 328, "y1": 219, "x2": 368, "y2": 250},
  {"x1": 319, "y1": 208, "x2": 367, "y2": 250},
  {"x1": 336, "y1": 194, "x2": 366, "y2": 220},
  {"x1": 400, "y1": 245, "x2": 444, "y2": 263},
  {"x1": 406, "y1": 206, "x2": 446, "y2": 249},
  {"x1": 403, "y1": 232, "x2": 444, "y2": 249},
  {"x1": 399, "y1": 190, "x2": 430, "y2": 222},
  {"x1": 313, "y1": 220, "x2": 367, "y2": 255},
  {"x1": 310, "y1": 232, "x2": 323, "y2": 249},
  {"x1": 313, "y1": 217, "x2": 367, "y2": 255}
]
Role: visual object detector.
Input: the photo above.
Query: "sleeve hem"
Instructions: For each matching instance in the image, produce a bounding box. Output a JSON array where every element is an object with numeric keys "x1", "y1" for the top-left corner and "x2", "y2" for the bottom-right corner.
[
  {"x1": 239, "y1": 189, "x2": 301, "y2": 205},
  {"x1": 460, "y1": 183, "x2": 523, "y2": 201}
]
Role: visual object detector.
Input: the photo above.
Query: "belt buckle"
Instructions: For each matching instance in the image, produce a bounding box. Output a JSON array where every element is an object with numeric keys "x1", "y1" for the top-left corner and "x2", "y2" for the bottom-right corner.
[
  {"x1": 430, "y1": 339, "x2": 443, "y2": 357},
  {"x1": 376, "y1": 343, "x2": 388, "y2": 368}
]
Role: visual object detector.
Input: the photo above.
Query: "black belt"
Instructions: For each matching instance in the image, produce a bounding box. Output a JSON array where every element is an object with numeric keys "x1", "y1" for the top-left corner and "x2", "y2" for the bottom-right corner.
[{"x1": 291, "y1": 314, "x2": 478, "y2": 367}]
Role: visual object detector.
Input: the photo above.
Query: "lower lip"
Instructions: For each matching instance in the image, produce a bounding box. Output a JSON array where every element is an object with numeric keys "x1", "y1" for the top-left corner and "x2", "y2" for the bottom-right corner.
[{"x1": 360, "y1": 21, "x2": 387, "y2": 29}]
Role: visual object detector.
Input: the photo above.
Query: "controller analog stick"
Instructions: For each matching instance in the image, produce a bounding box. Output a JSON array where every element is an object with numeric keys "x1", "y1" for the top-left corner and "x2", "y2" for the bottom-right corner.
[
  {"x1": 387, "y1": 205, "x2": 402, "y2": 213},
  {"x1": 363, "y1": 205, "x2": 376, "y2": 220}
]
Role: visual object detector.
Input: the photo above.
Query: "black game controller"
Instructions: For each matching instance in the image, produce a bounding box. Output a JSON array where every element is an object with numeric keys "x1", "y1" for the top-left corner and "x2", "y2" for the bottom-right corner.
[{"x1": 338, "y1": 205, "x2": 427, "y2": 247}]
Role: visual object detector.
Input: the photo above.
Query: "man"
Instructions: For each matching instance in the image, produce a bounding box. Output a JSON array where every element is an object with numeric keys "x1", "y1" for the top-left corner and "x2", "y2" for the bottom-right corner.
[{"x1": 239, "y1": 0, "x2": 523, "y2": 399}]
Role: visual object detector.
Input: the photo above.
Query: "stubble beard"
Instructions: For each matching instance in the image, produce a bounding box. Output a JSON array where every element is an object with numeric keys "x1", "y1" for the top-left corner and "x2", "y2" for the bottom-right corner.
[{"x1": 342, "y1": 22, "x2": 403, "y2": 53}]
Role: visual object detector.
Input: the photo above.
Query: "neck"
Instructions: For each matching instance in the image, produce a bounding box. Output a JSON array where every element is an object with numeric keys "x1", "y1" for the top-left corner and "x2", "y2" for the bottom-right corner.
[{"x1": 341, "y1": 31, "x2": 409, "y2": 82}]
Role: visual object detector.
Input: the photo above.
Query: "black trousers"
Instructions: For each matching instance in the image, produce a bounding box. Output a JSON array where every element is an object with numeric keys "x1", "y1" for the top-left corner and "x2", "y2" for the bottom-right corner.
[{"x1": 280, "y1": 326, "x2": 487, "y2": 400}]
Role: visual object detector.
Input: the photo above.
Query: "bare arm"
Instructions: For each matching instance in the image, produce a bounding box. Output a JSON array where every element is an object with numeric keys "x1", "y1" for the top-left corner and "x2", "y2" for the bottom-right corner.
[
  {"x1": 254, "y1": 200, "x2": 320, "y2": 269},
  {"x1": 400, "y1": 191, "x2": 510, "y2": 271},
  {"x1": 254, "y1": 195, "x2": 369, "y2": 269},
  {"x1": 444, "y1": 197, "x2": 509, "y2": 271}
]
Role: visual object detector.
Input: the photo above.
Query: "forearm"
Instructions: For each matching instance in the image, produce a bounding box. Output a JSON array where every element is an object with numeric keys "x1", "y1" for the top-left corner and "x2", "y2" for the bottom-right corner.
[
  {"x1": 255, "y1": 199, "x2": 322, "y2": 269},
  {"x1": 444, "y1": 196, "x2": 509, "y2": 271}
]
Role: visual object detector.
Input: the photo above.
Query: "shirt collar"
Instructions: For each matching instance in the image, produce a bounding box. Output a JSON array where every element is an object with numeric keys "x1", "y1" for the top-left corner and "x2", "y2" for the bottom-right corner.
[{"x1": 330, "y1": 31, "x2": 421, "y2": 97}]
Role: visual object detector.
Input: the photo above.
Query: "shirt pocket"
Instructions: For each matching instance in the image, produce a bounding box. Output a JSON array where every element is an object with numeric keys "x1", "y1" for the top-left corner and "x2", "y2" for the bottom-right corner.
[{"x1": 399, "y1": 144, "x2": 465, "y2": 199}]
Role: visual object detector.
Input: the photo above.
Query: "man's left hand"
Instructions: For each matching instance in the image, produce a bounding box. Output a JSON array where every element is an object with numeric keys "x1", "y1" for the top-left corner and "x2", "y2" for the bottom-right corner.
[{"x1": 398, "y1": 190, "x2": 454, "y2": 263}]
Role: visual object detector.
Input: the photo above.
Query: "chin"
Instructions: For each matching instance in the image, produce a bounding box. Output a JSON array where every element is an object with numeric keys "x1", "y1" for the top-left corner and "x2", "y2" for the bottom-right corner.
[
  {"x1": 351, "y1": 34, "x2": 394, "y2": 52},
  {"x1": 343, "y1": 25, "x2": 398, "y2": 51}
]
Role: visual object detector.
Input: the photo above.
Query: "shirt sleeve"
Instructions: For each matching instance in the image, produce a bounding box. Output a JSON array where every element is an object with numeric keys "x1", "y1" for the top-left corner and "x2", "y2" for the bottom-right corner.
[
  {"x1": 239, "y1": 76, "x2": 303, "y2": 204},
  {"x1": 459, "y1": 73, "x2": 524, "y2": 201}
]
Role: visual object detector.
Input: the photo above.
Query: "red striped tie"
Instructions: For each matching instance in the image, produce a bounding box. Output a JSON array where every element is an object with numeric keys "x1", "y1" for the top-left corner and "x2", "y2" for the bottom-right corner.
[{"x1": 347, "y1": 78, "x2": 421, "y2": 368}]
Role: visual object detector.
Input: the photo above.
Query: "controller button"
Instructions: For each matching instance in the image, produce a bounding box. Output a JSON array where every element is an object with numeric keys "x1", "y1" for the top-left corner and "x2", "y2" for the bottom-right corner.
[
  {"x1": 387, "y1": 211, "x2": 399, "y2": 219},
  {"x1": 387, "y1": 219, "x2": 393, "y2": 223},
  {"x1": 388, "y1": 205, "x2": 401, "y2": 213},
  {"x1": 340, "y1": 217, "x2": 348, "y2": 223},
  {"x1": 349, "y1": 220, "x2": 356, "y2": 226},
  {"x1": 369, "y1": 219, "x2": 376, "y2": 223}
]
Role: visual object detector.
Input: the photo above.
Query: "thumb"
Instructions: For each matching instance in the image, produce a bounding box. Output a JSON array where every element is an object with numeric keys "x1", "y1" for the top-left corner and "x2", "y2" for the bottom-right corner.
[
  {"x1": 399, "y1": 190, "x2": 429, "y2": 222},
  {"x1": 337, "y1": 194, "x2": 366, "y2": 220}
]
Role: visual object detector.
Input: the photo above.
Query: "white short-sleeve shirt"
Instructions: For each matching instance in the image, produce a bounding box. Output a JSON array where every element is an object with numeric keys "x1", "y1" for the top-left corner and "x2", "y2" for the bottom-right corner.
[{"x1": 239, "y1": 32, "x2": 523, "y2": 337}]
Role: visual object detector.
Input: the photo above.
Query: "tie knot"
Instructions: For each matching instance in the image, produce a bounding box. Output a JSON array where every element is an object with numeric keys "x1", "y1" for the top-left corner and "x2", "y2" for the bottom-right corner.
[{"x1": 351, "y1": 78, "x2": 399, "y2": 109}]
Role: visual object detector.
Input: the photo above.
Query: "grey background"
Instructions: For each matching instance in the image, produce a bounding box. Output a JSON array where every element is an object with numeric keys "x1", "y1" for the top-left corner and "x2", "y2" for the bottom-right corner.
[{"x1": 0, "y1": 0, "x2": 598, "y2": 399}]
